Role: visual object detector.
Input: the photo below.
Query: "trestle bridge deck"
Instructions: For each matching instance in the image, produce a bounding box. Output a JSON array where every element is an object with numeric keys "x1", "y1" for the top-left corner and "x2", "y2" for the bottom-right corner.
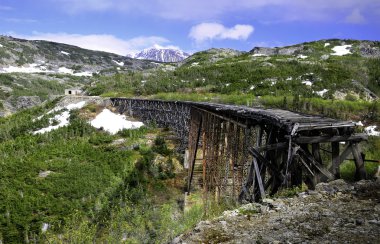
[{"x1": 111, "y1": 98, "x2": 367, "y2": 202}]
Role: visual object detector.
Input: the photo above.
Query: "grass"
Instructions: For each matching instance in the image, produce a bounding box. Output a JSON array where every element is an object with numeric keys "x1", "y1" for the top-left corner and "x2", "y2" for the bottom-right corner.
[{"x1": 340, "y1": 160, "x2": 379, "y2": 181}]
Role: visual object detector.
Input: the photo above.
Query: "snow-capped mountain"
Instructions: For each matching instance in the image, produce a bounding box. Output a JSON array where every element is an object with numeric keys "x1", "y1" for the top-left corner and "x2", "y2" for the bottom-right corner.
[{"x1": 132, "y1": 45, "x2": 190, "y2": 62}]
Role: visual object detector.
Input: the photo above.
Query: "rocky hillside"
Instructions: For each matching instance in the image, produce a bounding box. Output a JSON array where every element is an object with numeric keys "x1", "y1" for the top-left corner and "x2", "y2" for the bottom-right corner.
[
  {"x1": 0, "y1": 35, "x2": 162, "y2": 116},
  {"x1": 0, "y1": 35, "x2": 157, "y2": 75},
  {"x1": 175, "y1": 39, "x2": 380, "y2": 100},
  {"x1": 176, "y1": 179, "x2": 380, "y2": 243},
  {"x1": 251, "y1": 39, "x2": 380, "y2": 58}
]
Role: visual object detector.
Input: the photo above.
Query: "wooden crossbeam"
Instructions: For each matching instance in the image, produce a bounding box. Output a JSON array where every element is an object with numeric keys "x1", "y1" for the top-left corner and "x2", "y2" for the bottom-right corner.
[
  {"x1": 298, "y1": 147, "x2": 335, "y2": 180},
  {"x1": 292, "y1": 134, "x2": 367, "y2": 144},
  {"x1": 248, "y1": 147, "x2": 282, "y2": 180},
  {"x1": 254, "y1": 142, "x2": 288, "y2": 153},
  {"x1": 194, "y1": 107, "x2": 247, "y2": 128},
  {"x1": 253, "y1": 158, "x2": 266, "y2": 200}
]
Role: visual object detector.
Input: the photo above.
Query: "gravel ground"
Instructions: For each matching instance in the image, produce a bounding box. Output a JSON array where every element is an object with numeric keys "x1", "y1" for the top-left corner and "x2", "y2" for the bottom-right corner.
[{"x1": 175, "y1": 179, "x2": 380, "y2": 243}]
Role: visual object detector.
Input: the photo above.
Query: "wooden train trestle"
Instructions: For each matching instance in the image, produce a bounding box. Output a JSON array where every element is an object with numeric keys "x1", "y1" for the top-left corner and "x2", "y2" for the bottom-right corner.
[{"x1": 111, "y1": 98, "x2": 367, "y2": 202}]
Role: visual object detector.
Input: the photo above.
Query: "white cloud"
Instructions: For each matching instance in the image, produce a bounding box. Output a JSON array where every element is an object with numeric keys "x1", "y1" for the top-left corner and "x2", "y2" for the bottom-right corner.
[
  {"x1": 4, "y1": 18, "x2": 38, "y2": 23},
  {"x1": 0, "y1": 5, "x2": 12, "y2": 11},
  {"x1": 11, "y1": 32, "x2": 171, "y2": 55},
  {"x1": 52, "y1": 0, "x2": 380, "y2": 23},
  {"x1": 189, "y1": 23, "x2": 254, "y2": 43},
  {"x1": 345, "y1": 9, "x2": 366, "y2": 24},
  {"x1": 53, "y1": 0, "x2": 117, "y2": 12}
]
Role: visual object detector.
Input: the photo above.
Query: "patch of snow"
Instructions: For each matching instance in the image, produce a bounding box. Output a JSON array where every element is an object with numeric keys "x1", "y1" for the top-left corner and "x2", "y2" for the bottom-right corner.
[
  {"x1": 141, "y1": 80, "x2": 146, "y2": 83},
  {"x1": 252, "y1": 54, "x2": 267, "y2": 57},
  {"x1": 112, "y1": 60, "x2": 124, "y2": 66},
  {"x1": 191, "y1": 62, "x2": 199, "y2": 66},
  {"x1": 315, "y1": 89, "x2": 329, "y2": 96},
  {"x1": 331, "y1": 45, "x2": 352, "y2": 56},
  {"x1": 320, "y1": 54, "x2": 330, "y2": 60},
  {"x1": 324, "y1": 43, "x2": 330, "y2": 47},
  {"x1": 270, "y1": 81, "x2": 277, "y2": 86},
  {"x1": 66, "y1": 101, "x2": 87, "y2": 110},
  {"x1": 33, "y1": 101, "x2": 86, "y2": 134},
  {"x1": 90, "y1": 109, "x2": 144, "y2": 134},
  {"x1": 250, "y1": 85, "x2": 255, "y2": 90},
  {"x1": 73, "y1": 71, "x2": 93, "y2": 77},
  {"x1": 58, "y1": 67, "x2": 74, "y2": 74},
  {"x1": 0, "y1": 63, "x2": 48, "y2": 74},
  {"x1": 58, "y1": 67, "x2": 92, "y2": 77},
  {"x1": 60, "y1": 51, "x2": 70, "y2": 55},
  {"x1": 226, "y1": 83, "x2": 230, "y2": 87},
  {"x1": 302, "y1": 80, "x2": 312, "y2": 86},
  {"x1": 42, "y1": 223, "x2": 49, "y2": 233},
  {"x1": 223, "y1": 209, "x2": 239, "y2": 217},
  {"x1": 356, "y1": 121, "x2": 364, "y2": 127},
  {"x1": 364, "y1": 126, "x2": 380, "y2": 136},
  {"x1": 117, "y1": 67, "x2": 121, "y2": 70},
  {"x1": 0, "y1": 44, "x2": 3, "y2": 47},
  {"x1": 286, "y1": 77, "x2": 293, "y2": 81},
  {"x1": 297, "y1": 55, "x2": 308, "y2": 59},
  {"x1": 38, "y1": 170, "x2": 53, "y2": 178}
]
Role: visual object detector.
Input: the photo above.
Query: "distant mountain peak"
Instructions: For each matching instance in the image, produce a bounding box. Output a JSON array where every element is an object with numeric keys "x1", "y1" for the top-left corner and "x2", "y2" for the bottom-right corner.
[{"x1": 132, "y1": 46, "x2": 190, "y2": 62}]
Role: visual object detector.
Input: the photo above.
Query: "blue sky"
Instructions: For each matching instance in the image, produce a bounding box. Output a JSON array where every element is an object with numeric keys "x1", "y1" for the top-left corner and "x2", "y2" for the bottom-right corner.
[{"x1": 0, "y1": 0, "x2": 379, "y2": 55}]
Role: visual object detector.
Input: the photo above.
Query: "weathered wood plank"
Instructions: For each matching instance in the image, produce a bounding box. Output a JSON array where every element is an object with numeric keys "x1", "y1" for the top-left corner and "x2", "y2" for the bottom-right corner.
[
  {"x1": 298, "y1": 147, "x2": 335, "y2": 181},
  {"x1": 351, "y1": 143, "x2": 367, "y2": 180},
  {"x1": 331, "y1": 142, "x2": 340, "y2": 179},
  {"x1": 253, "y1": 158, "x2": 266, "y2": 200},
  {"x1": 293, "y1": 134, "x2": 367, "y2": 144}
]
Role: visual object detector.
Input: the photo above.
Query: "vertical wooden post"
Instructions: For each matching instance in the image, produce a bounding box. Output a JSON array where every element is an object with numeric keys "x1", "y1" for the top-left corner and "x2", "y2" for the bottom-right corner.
[
  {"x1": 253, "y1": 125, "x2": 264, "y2": 201},
  {"x1": 311, "y1": 143, "x2": 322, "y2": 185},
  {"x1": 202, "y1": 113, "x2": 209, "y2": 215},
  {"x1": 331, "y1": 142, "x2": 340, "y2": 179},
  {"x1": 300, "y1": 144, "x2": 316, "y2": 190},
  {"x1": 351, "y1": 143, "x2": 367, "y2": 180}
]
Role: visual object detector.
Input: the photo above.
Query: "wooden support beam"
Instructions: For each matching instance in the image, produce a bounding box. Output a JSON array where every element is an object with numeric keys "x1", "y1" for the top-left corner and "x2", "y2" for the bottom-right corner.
[
  {"x1": 254, "y1": 142, "x2": 288, "y2": 153},
  {"x1": 298, "y1": 147, "x2": 335, "y2": 181},
  {"x1": 252, "y1": 125, "x2": 263, "y2": 202},
  {"x1": 253, "y1": 158, "x2": 266, "y2": 200},
  {"x1": 292, "y1": 134, "x2": 367, "y2": 144},
  {"x1": 312, "y1": 143, "x2": 322, "y2": 184},
  {"x1": 351, "y1": 143, "x2": 367, "y2": 180},
  {"x1": 300, "y1": 144, "x2": 316, "y2": 190},
  {"x1": 248, "y1": 147, "x2": 279, "y2": 176},
  {"x1": 331, "y1": 142, "x2": 340, "y2": 179},
  {"x1": 194, "y1": 107, "x2": 247, "y2": 128},
  {"x1": 187, "y1": 111, "x2": 203, "y2": 192}
]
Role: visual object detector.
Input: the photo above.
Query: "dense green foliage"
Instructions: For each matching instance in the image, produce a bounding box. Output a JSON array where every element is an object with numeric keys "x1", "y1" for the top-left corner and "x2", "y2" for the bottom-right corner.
[
  {"x1": 0, "y1": 102, "x2": 200, "y2": 243},
  {"x1": 0, "y1": 73, "x2": 86, "y2": 102}
]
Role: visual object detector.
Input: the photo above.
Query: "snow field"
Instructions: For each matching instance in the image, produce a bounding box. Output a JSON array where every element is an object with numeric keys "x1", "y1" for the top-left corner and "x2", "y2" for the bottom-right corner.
[{"x1": 34, "y1": 102, "x2": 144, "y2": 135}]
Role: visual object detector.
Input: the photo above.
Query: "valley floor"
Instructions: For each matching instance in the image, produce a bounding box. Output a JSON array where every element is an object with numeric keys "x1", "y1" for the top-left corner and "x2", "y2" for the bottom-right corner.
[{"x1": 175, "y1": 179, "x2": 380, "y2": 243}]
